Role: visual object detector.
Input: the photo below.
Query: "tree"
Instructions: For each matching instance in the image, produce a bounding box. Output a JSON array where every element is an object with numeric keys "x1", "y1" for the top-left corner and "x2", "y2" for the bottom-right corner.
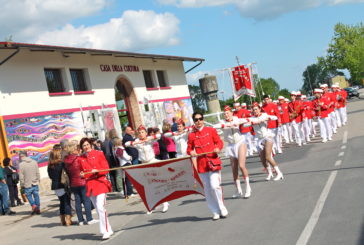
[
  {"x1": 277, "y1": 88, "x2": 291, "y2": 98},
  {"x1": 188, "y1": 84, "x2": 206, "y2": 113},
  {"x1": 301, "y1": 57, "x2": 341, "y2": 94},
  {"x1": 255, "y1": 77, "x2": 280, "y2": 99},
  {"x1": 326, "y1": 22, "x2": 364, "y2": 84}
]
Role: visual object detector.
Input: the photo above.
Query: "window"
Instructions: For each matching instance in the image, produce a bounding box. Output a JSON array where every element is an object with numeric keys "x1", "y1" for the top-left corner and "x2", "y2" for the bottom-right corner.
[
  {"x1": 44, "y1": 69, "x2": 65, "y2": 93},
  {"x1": 156, "y1": 70, "x2": 169, "y2": 87},
  {"x1": 143, "y1": 70, "x2": 156, "y2": 88},
  {"x1": 70, "y1": 69, "x2": 88, "y2": 91}
]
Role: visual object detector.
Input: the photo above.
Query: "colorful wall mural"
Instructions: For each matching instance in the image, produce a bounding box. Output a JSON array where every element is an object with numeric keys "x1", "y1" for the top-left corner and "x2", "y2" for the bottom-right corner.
[
  {"x1": 163, "y1": 99, "x2": 194, "y2": 126},
  {"x1": 4, "y1": 112, "x2": 85, "y2": 167}
]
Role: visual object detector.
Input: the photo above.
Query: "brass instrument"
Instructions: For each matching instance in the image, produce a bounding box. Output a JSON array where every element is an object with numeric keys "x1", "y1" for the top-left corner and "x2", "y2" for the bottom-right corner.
[{"x1": 289, "y1": 102, "x2": 301, "y2": 120}]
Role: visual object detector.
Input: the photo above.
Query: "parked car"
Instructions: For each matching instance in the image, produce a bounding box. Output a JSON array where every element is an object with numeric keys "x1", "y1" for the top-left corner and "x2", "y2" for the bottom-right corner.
[
  {"x1": 351, "y1": 85, "x2": 360, "y2": 91},
  {"x1": 344, "y1": 87, "x2": 359, "y2": 98}
]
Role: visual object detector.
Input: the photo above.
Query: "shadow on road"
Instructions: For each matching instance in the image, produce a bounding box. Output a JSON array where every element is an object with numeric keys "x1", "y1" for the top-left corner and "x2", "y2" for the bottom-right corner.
[
  {"x1": 53, "y1": 233, "x2": 100, "y2": 241},
  {"x1": 124, "y1": 216, "x2": 211, "y2": 231},
  {"x1": 109, "y1": 210, "x2": 145, "y2": 217},
  {"x1": 347, "y1": 108, "x2": 364, "y2": 115},
  {"x1": 358, "y1": 219, "x2": 364, "y2": 245},
  {"x1": 178, "y1": 198, "x2": 205, "y2": 206}
]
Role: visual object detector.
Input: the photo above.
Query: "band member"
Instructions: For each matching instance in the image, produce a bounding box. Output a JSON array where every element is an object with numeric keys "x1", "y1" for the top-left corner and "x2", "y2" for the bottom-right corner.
[
  {"x1": 337, "y1": 86, "x2": 348, "y2": 125},
  {"x1": 321, "y1": 84, "x2": 337, "y2": 134},
  {"x1": 312, "y1": 89, "x2": 332, "y2": 142},
  {"x1": 278, "y1": 96, "x2": 291, "y2": 144},
  {"x1": 187, "y1": 112, "x2": 228, "y2": 220},
  {"x1": 301, "y1": 95, "x2": 314, "y2": 142},
  {"x1": 247, "y1": 103, "x2": 284, "y2": 181},
  {"x1": 79, "y1": 138, "x2": 113, "y2": 240},
  {"x1": 288, "y1": 91, "x2": 304, "y2": 146},
  {"x1": 262, "y1": 95, "x2": 282, "y2": 153},
  {"x1": 214, "y1": 105, "x2": 251, "y2": 198},
  {"x1": 331, "y1": 84, "x2": 343, "y2": 127},
  {"x1": 235, "y1": 103, "x2": 256, "y2": 156}
]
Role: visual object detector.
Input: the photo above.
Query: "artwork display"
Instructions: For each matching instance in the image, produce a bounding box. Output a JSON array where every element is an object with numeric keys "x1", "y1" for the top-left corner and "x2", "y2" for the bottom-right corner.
[
  {"x1": 163, "y1": 99, "x2": 194, "y2": 126},
  {"x1": 4, "y1": 112, "x2": 85, "y2": 167}
]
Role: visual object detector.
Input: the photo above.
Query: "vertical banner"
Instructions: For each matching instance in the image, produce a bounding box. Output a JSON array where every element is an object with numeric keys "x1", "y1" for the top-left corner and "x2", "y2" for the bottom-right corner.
[
  {"x1": 124, "y1": 158, "x2": 204, "y2": 211},
  {"x1": 230, "y1": 64, "x2": 256, "y2": 100}
]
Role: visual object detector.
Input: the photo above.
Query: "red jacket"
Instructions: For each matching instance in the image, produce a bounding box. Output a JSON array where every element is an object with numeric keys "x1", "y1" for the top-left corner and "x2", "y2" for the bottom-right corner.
[
  {"x1": 79, "y1": 150, "x2": 111, "y2": 197},
  {"x1": 262, "y1": 102, "x2": 281, "y2": 128},
  {"x1": 322, "y1": 92, "x2": 335, "y2": 113},
  {"x1": 64, "y1": 154, "x2": 86, "y2": 187},
  {"x1": 337, "y1": 90, "x2": 347, "y2": 108},
  {"x1": 312, "y1": 97, "x2": 330, "y2": 118},
  {"x1": 235, "y1": 108, "x2": 253, "y2": 133},
  {"x1": 278, "y1": 102, "x2": 290, "y2": 124},
  {"x1": 187, "y1": 127, "x2": 224, "y2": 173},
  {"x1": 303, "y1": 100, "x2": 314, "y2": 119},
  {"x1": 288, "y1": 100, "x2": 303, "y2": 123}
]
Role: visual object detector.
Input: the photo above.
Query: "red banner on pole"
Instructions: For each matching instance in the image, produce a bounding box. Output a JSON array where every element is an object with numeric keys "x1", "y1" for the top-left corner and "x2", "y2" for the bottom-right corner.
[
  {"x1": 124, "y1": 158, "x2": 204, "y2": 212},
  {"x1": 231, "y1": 64, "x2": 255, "y2": 100}
]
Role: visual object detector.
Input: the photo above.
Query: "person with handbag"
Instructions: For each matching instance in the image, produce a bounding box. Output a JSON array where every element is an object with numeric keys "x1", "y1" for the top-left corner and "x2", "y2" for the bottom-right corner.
[
  {"x1": 187, "y1": 112, "x2": 228, "y2": 221},
  {"x1": 47, "y1": 144, "x2": 73, "y2": 226},
  {"x1": 64, "y1": 140, "x2": 97, "y2": 226},
  {"x1": 3, "y1": 158, "x2": 23, "y2": 207},
  {"x1": 79, "y1": 137, "x2": 114, "y2": 240}
]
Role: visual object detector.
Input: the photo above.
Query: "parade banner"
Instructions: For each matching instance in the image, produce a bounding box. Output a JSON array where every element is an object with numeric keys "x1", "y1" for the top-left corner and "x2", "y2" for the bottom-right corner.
[
  {"x1": 124, "y1": 158, "x2": 204, "y2": 212},
  {"x1": 230, "y1": 64, "x2": 256, "y2": 100}
]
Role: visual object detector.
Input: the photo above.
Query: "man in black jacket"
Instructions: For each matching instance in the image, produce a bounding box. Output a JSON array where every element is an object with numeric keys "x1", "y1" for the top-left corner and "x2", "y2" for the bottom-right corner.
[{"x1": 122, "y1": 126, "x2": 139, "y2": 165}]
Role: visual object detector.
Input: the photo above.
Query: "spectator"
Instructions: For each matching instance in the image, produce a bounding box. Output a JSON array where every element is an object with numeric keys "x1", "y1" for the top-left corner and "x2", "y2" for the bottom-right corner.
[
  {"x1": 147, "y1": 128, "x2": 160, "y2": 157},
  {"x1": 48, "y1": 144, "x2": 73, "y2": 226},
  {"x1": 154, "y1": 128, "x2": 168, "y2": 160},
  {"x1": 3, "y1": 158, "x2": 23, "y2": 207},
  {"x1": 122, "y1": 126, "x2": 139, "y2": 165},
  {"x1": 64, "y1": 140, "x2": 97, "y2": 226},
  {"x1": 19, "y1": 151, "x2": 41, "y2": 215},
  {"x1": 162, "y1": 124, "x2": 177, "y2": 159},
  {"x1": 102, "y1": 130, "x2": 120, "y2": 192},
  {"x1": 0, "y1": 165, "x2": 16, "y2": 215},
  {"x1": 171, "y1": 117, "x2": 178, "y2": 132}
]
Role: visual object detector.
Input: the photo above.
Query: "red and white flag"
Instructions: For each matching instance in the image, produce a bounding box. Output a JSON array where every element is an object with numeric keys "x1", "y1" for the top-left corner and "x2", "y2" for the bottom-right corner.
[
  {"x1": 230, "y1": 64, "x2": 256, "y2": 100},
  {"x1": 124, "y1": 158, "x2": 204, "y2": 212}
]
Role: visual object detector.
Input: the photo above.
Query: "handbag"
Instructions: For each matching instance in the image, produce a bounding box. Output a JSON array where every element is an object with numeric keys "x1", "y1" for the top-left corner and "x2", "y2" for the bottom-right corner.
[
  {"x1": 12, "y1": 172, "x2": 20, "y2": 184},
  {"x1": 60, "y1": 168, "x2": 70, "y2": 187}
]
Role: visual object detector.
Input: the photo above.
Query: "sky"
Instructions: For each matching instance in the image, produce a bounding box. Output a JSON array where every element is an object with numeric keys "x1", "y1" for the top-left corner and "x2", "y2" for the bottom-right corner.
[{"x1": 1, "y1": 0, "x2": 364, "y2": 99}]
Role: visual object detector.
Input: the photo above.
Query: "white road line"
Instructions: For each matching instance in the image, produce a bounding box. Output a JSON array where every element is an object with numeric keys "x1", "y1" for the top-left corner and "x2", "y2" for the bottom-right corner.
[
  {"x1": 342, "y1": 131, "x2": 348, "y2": 144},
  {"x1": 341, "y1": 145, "x2": 346, "y2": 150},
  {"x1": 338, "y1": 152, "x2": 345, "y2": 157},
  {"x1": 100, "y1": 230, "x2": 125, "y2": 244},
  {"x1": 335, "y1": 160, "x2": 342, "y2": 166},
  {"x1": 296, "y1": 170, "x2": 338, "y2": 245}
]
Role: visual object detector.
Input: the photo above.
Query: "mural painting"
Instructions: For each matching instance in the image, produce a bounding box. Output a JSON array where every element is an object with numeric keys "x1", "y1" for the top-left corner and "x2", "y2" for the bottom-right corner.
[
  {"x1": 4, "y1": 112, "x2": 84, "y2": 167},
  {"x1": 163, "y1": 99, "x2": 194, "y2": 126}
]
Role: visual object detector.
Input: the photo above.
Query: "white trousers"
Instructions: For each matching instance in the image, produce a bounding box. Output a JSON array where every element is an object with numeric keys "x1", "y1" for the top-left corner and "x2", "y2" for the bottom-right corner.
[
  {"x1": 90, "y1": 193, "x2": 113, "y2": 235},
  {"x1": 291, "y1": 121, "x2": 303, "y2": 145},
  {"x1": 281, "y1": 123, "x2": 290, "y2": 143},
  {"x1": 329, "y1": 111, "x2": 337, "y2": 133},
  {"x1": 318, "y1": 117, "x2": 332, "y2": 140},
  {"x1": 302, "y1": 118, "x2": 310, "y2": 141},
  {"x1": 338, "y1": 107, "x2": 347, "y2": 125},
  {"x1": 199, "y1": 171, "x2": 227, "y2": 215},
  {"x1": 335, "y1": 109, "x2": 342, "y2": 127}
]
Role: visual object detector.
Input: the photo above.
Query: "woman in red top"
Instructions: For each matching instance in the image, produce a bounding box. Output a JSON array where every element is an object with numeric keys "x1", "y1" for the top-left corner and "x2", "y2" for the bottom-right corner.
[{"x1": 79, "y1": 138, "x2": 113, "y2": 240}]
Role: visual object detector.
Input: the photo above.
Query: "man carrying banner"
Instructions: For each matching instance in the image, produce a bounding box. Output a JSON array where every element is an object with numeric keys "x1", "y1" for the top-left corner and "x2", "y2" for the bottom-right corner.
[{"x1": 187, "y1": 112, "x2": 228, "y2": 220}]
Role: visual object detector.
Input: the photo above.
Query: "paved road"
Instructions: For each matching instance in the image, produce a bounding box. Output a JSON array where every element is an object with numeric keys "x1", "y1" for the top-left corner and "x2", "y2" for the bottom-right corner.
[{"x1": 2, "y1": 98, "x2": 364, "y2": 245}]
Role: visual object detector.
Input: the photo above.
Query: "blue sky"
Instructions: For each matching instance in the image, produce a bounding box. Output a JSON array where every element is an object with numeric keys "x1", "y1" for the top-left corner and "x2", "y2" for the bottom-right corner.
[{"x1": 1, "y1": 0, "x2": 363, "y2": 99}]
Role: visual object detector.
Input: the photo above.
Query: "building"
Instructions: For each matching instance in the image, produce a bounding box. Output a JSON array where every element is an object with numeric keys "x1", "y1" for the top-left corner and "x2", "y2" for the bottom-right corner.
[
  {"x1": 0, "y1": 42, "x2": 203, "y2": 189},
  {"x1": 331, "y1": 75, "x2": 349, "y2": 88}
]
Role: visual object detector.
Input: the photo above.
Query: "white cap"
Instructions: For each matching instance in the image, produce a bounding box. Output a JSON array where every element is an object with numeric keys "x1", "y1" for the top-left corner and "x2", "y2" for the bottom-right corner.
[
  {"x1": 233, "y1": 102, "x2": 240, "y2": 107},
  {"x1": 241, "y1": 103, "x2": 247, "y2": 107},
  {"x1": 296, "y1": 91, "x2": 302, "y2": 96},
  {"x1": 302, "y1": 95, "x2": 307, "y2": 99},
  {"x1": 278, "y1": 96, "x2": 285, "y2": 100},
  {"x1": 290, "y1": 91, "x2": 297, "y2": 96},
  {"x1": 320, "y1": 83, "x2": 328, "y2": 88},
  {"x1": 314, "y1": 88, "x2": 323, "y2": 93},
  {"x1": 332, "y1": 84, "x2": 339, "y2": 88},
  {"x1": 285, "y1": 98, "x2": 290, "y2": 102}
]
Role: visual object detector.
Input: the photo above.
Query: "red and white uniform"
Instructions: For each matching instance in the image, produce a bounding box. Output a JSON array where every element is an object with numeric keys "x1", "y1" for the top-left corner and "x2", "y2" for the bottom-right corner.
[
  {"x1": 125, "y1": 135, "x2": 161, "y2": 163},
  {"x1": 288, "y1": 100, "x2": 305, "y2": 146},
  {"x1": 245, "y1": 113, "x2": 277, "y2": 151},
  {"x1": 263, "y1": 102, "x2": 282, "y2": 153},
  {"x1": 337, "y1": 89, "x2": 348, "y2": 125},
  {"x1": 79, "y1": 150, "x2": 113, "y2": 237},
  {"x1": 312, "y1": 96, "x2": 332, "y2": 142},
  {"x1": 278, "y1": 101, "x2": 292, "y2": 143},
  {"x1": 187, "y1": 126, "x2": 227, "y2": 216},
  {"x1": 235, "y1": 108, "x2": 256, "y2": 155}
]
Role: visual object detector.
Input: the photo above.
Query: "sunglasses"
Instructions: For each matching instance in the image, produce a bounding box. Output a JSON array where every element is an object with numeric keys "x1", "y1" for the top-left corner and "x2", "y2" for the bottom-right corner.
[{"x1": 193, "y1": 117, "x2": 204, "y2": 122}]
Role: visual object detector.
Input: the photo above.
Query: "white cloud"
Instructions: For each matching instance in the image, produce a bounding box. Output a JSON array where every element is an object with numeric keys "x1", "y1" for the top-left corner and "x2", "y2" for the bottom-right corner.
[
  {"x1": 35, "y1": 10, "x2": 180, "y2": 51},
  {"x1": 0, "y1": 0, "x2": 107, "y2": 40},
  {"x1": 157, "y1": 0, "x2": 364, "y2": 20}
]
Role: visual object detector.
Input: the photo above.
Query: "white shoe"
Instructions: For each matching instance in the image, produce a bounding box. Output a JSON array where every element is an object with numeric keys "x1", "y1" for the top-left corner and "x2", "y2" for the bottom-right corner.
[
  {"x1": 87, "y1": 219, "x2": 99, "y2": 225},
  {"x1": 102, "y1": 231, "x2": 114, "y2": 240},
  {"x1": 220, "y1": 208, "x2": 228, "y2": 218},
  {"x1": 78, "y1": 222, "x2": 84, "y2": 226},
  {"x1": 146, "y1": 210, "x2": 153, "y2": 215},
  {"x1": 244, "y1": 188, "x2": 251, "y2": 199},
  {"x1": 277, "y1": 149, "x2": 283, "y2": 154},
  {"x1": 328, "y1": 137, "x2": 333, "y2": 141},
  {"x1": 273, "y1": 173, "x2": 284, "y2": 181},
  {"x1": 212, "y1": 213, "x2": 220, "y2": 220},
  {"x1": 298, "y1": 143, "x2": 302, "y2": 147},
  {"x1": 322, "y1": 139, "x2": 327, "y2": 143},
  {"x1": 162, "y1": 203, "x2": 170, "y2": 213},
  {"x1": 232, "y1": 190, "x2": 243, "y2": 198},
  {"x1": 266, "y1": 173, "x2": 274, "y2": 181}
]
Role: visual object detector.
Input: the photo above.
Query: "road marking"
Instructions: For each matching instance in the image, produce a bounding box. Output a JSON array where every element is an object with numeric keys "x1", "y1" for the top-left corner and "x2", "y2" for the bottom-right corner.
[
  {"x1": 296, "y1": 170, "x2": 338, "y2": 245},
  {"x1": 335, "y1": 160, "x2": 342, "y2": 166},
  {"x1": 338, "y1": 152, "x2": 345, "y2": 157},
  {"x1": 100, "y1": 230, "x2": 125, "y2": 244},
  {"x1": 341, "y1": 145, "x2": 346, "y2": 150},
  {"x1": 342, "y1": 130, "x2": 348, "y2": 144}
]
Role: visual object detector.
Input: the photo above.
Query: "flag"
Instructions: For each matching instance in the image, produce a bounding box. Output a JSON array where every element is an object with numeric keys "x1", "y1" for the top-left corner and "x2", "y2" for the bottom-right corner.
[
  {"x1": 124, "y1": 158, "x2": 204, "y2": 212},
  {"x1": 230, "y1": 64, "x2": 256, "y2": 100}
]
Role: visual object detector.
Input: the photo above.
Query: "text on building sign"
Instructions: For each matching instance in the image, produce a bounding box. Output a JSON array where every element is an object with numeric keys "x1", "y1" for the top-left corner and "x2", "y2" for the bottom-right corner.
[{"x1": 100, "y1": 64, "x2": 140, "y2": 72}]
